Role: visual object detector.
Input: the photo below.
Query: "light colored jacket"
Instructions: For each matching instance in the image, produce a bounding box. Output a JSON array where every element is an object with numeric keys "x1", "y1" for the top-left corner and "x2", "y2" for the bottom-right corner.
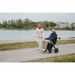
[{"x1": 34, "y1": 28, "x2": 44, "y2": 38}]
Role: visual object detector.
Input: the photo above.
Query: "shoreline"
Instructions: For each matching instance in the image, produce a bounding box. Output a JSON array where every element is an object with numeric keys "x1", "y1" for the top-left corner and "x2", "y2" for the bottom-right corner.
[
  {"x1": 0, "y1": 37, "x2": 75, "y2": 44},
  {"x1": 0, "y1": 28, "x2": 75, "y2": 30}
]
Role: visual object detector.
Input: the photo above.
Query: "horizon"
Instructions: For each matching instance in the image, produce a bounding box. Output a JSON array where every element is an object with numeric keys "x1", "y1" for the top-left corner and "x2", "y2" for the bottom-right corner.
[{"x1": 0, "y1": 13, "x2": 75, "y2": 24}]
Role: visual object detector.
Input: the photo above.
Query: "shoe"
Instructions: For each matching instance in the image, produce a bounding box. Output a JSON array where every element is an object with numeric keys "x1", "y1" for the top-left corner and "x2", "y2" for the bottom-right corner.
[
  {"x1": 44, "y1": 49, "x2": 47, "y2": 52},
  {"x1": 42, "y1": 49, "x2": 45, "y2": 51}
]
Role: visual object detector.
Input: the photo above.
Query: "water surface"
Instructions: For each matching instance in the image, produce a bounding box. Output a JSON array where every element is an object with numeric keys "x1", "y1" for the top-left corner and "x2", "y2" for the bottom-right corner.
[{"x1": 0, "y1": 30, "x2": 75, "y2": 40}]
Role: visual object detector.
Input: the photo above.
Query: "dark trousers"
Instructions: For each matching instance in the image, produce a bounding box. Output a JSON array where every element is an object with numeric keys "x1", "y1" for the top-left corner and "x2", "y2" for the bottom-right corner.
[{"x1": 47, "y1": 42, "x2": 53, "y2": 51}]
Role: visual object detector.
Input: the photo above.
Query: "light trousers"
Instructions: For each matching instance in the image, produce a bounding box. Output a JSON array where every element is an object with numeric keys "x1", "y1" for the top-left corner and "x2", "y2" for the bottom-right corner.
[
  {"x1": 37, "y1": 37, "x2": 42, "y2": 49},
  {"x1": 42, "y1": 40, "x2": 53, "y2": 49}
]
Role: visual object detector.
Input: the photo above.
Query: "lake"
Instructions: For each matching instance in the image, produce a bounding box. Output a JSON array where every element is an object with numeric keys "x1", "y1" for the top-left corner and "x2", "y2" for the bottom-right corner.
[{"x1": 0, "y1": 30, "x2": 75, "y2": 40}]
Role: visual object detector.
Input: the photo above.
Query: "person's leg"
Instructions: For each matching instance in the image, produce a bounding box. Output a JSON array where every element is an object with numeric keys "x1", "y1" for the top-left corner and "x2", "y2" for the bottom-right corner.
[
  {"x1": 37, "y1": 38, "x2": 39, "y2": 44},
  {"x1": 42, "y1": 40, "x2": 50, "y2": 51},
  {"x1": 48, "y1": 42, "x2": 53, "y2": 53},
  {"x1": 42, "y1": 40, "x2": 45, "y2": 49},
  {"x1": 44, "y1": 40, "x2": 50, "y2": 49},
  {"x1": 44, "y1": 40, "x2": 51, "y2": 52},
  {"x1": 40, "y1": 38, "x2": 43, "y2": 49},
  {"x1": 39, "y1": 38, "x2": 42, "y2": 50},
  {"x1": 37, "y1": 38, "x2": 43, "y2": 50},
  {"x1": 37, "y1": 38, "x2": 40, "y2": 50}
]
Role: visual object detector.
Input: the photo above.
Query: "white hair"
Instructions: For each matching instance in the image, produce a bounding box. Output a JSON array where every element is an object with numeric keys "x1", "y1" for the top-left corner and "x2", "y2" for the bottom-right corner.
[
  {"x1": 52, "y1": 29, "x2": 55, "y2": 31},
  {"x1": 39, "y1": 24, "x2": 42, "y2": 26}
]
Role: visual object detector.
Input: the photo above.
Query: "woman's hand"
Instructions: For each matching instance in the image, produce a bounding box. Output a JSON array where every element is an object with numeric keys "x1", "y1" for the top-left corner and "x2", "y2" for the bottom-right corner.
[
  {"x1": 41, "y1": 37, "x2": 43, "y2": 39},
  {"x1": 34, "y1": 36, "x2": 36, "y2": 38}
]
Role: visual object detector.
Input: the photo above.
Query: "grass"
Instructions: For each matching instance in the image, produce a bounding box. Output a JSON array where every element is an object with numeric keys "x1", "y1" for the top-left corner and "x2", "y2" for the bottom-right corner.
[
  {"x1": 0, "y1": 41, "x2": 38, "y2": 51},
  {"x1": 27, "y1": 53, "x2": 75, "y2": 62},
  {"x1": 70, "y1": 37, "x2": 75, "y2": 38},
  {"x1": 0, "y1": 40, "x2": 75, "y2": 51},
  {"x1": 56, "y1": 40, "x2": 75, "y2": 45}
]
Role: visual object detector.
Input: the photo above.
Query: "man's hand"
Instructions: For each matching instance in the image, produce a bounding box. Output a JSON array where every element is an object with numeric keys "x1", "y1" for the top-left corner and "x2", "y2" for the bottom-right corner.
[
  {"x1": 45, "y1": 38, "x2": 47, "y2": 39},
  {"x1": 34, "y1": 36, "x2": 36, "y2": 38}
]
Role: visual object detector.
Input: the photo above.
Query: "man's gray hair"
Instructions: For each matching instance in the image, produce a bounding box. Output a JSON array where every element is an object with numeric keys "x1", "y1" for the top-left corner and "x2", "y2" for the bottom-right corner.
[{"x1": 52, "y1": 29, "x2": 55, "y2": 32}]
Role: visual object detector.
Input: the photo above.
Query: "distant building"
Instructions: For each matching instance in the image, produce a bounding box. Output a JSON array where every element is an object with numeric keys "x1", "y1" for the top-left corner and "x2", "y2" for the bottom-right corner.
[
  {"x1": 55, "y1": 22, "x2": 75, "y2": 28},
  {"x1": 56, "y1": 22, "x2": 65, "y2": 25}
]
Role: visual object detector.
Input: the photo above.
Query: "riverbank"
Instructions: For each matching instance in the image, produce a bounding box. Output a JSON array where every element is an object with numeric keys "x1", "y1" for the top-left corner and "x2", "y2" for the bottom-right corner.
[
  {"x1": 0, "y1": 37, "x2": 75, "y2": 44},
  {"x1": 0, "y1": 28, "x2": 75, "y2": 30}
]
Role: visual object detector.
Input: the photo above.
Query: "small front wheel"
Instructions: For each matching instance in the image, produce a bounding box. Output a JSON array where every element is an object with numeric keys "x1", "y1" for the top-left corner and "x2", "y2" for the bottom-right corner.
[{"x1": 54, "y1": 48, "x2": 59, "y2": 53}]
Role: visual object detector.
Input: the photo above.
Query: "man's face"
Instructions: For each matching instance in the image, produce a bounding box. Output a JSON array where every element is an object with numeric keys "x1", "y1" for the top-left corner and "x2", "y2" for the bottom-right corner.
[{"x1": 52, "y1": 30, "x2": 55, "y2": 33}]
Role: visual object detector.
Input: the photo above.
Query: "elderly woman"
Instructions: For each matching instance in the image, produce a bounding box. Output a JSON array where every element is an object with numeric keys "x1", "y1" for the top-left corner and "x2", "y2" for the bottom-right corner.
[{"x1": 34, "y1": 24, "x2": 44, "y2": 50}]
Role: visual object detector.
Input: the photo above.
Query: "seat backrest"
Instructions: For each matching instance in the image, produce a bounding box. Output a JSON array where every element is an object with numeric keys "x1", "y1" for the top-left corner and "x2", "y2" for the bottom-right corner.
[
  {"x1": 53, "y1": 37, "x2": 61, "y2": 44},
  {"x1": 52, "y1": 38, "x2": 57, "y2": 44}
]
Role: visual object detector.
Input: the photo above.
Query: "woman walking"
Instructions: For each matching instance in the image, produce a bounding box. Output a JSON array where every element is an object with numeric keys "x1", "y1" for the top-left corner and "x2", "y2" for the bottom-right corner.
[{"x1": 34, "y1": 24, "x2": 44, "y2": 50}]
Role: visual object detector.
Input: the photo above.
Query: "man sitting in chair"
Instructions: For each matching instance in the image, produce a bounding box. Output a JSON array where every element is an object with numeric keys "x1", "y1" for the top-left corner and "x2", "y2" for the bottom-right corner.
[{"x1": 42, "y1": 29, "x2": 57, "y2": 53}]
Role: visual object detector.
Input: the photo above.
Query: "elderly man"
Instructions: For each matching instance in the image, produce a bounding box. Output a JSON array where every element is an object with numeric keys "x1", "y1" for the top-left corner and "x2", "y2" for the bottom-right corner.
[{"x1": 42, "y1": 29, "x2": 57, "y2": 53}]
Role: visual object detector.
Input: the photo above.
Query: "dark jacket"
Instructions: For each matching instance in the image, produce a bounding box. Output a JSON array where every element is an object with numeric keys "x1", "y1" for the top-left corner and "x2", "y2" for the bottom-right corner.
[{"x1": 47, "y1": 32, "x2": 57, "y2": 44}]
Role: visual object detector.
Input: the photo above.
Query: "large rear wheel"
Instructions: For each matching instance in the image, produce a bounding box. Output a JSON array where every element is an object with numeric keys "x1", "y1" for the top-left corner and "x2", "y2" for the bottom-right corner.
[{"x1": 54, "y1": 48, "x2": 59, "y2": 53}]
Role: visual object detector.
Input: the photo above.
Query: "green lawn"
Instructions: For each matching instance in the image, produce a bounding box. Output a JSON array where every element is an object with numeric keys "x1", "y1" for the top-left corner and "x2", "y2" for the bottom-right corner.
[
  {"x1": 0, "y1": 42, "x2": 38, "y2": 51},
  {"x1": 70, "y1": 37, "x2": 75, "y2": 38},
  {"x1": 27, "y1": 53, "x2": 75, "y2": 62},
  {"x1": 0, "y1": 40, "x2": 75, "y2": 51}
]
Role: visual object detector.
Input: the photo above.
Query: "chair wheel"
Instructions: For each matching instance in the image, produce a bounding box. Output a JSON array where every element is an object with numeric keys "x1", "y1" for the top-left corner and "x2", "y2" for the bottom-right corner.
[{"x1": 54, "y1": 48, "x2": 58, "y2": 53}]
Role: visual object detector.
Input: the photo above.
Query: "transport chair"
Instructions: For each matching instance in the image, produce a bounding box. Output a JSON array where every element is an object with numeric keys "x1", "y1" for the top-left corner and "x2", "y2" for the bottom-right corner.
[{"x1": 45, "y1": 37, "x2": 61, "y2": 53}]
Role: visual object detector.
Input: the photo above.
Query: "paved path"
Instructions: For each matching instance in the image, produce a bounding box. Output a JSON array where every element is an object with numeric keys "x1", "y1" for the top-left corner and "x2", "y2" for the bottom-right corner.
[
  {"x1": 0, "y1": 43, "x2": 75, "y2": 62},
  {"x1": 0, "y1": 39, "x2": 37, "y2": 44}
]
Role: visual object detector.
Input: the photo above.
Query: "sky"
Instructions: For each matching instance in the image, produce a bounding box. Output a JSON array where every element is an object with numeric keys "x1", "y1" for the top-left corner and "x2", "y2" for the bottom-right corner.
[{"x1": 0, "y1": 13, "x2": 75, "y2": 24}]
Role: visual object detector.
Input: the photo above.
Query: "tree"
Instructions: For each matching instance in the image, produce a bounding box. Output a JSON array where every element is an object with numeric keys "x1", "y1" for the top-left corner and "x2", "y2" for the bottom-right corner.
[
  {"x1": 71, "y1": 23, "x2": 74, "y2": 30},
  {"x1": 58, "y1": 25, "x2": 60, "y2": 30},
  {"x1": 0, "y1": 22, "x2": 2, "y2": 28},
  {"x1": 66, "y1": 22, "x2": 68, "y2": 24},
  {"x1": 10, "y1": 20, "x2": 16, "y2": 28},
  {"x1": 37, "y1": 21, "x2": 42, "y2": 25},
  {"x1": 6, "y1": 20, "x2": 11, "y2": 28},
  {"x1": 24, "y1": 18, "x2": 30, "y2": 26},
  {"x1": 66, "y1": 26, "x2": 69, "y2": 30},
  {"x1": 2, "y1": 20, "x2": 7, "y2": 28},
  {"x1": 42, "y1": 21, "x2": 49, "y2": 28},
  {"x1": 49, "y1": 22, "x2": 56, "y2": 27}
]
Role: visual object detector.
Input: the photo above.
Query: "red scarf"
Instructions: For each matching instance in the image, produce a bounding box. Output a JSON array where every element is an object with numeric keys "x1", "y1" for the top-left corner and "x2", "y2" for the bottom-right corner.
[{"x1": 38, "y1": 26, "x2": 42, "y2": 29}]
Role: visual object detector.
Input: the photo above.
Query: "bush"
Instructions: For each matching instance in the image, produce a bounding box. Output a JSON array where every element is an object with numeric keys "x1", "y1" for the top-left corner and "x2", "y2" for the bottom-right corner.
[{"x1": 49, "y1": 22, "x2": 56, "y2": 27}]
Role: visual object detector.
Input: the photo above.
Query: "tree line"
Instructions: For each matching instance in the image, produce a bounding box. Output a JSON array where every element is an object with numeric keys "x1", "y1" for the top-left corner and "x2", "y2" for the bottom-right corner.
[
  {"x1": 0, "y1": 18, "x2": 75, "y2": 30},
  {"x1": 0, "y1": 18, "x2": 56, "y2": 29}
]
